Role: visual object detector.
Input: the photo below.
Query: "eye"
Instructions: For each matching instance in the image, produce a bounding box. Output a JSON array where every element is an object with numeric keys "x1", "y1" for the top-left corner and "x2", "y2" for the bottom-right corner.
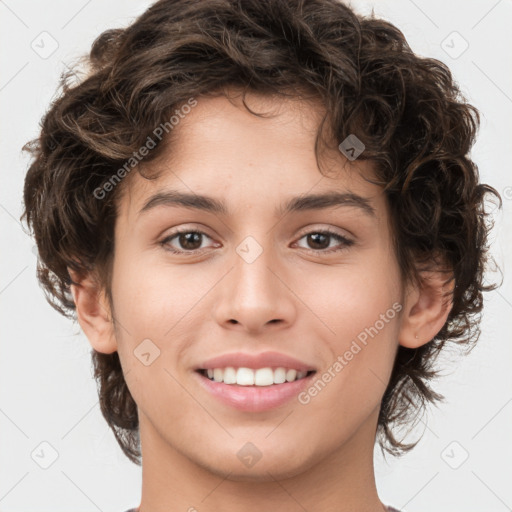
[
  {"x1": 294, "y1": 229, "x2": 354, "y2": 254},
  {"x1": 160, "y1": 228, "x2": 217, "y2": 254},
  {"x1": 160, "y1": 227, "x2": 354, "y2": 255}
]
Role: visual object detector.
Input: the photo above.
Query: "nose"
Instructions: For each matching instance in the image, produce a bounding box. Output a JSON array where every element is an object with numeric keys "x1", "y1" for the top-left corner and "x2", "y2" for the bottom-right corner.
[{"x1": 212, "y1": 238, "x2": 297, "y2": 335}]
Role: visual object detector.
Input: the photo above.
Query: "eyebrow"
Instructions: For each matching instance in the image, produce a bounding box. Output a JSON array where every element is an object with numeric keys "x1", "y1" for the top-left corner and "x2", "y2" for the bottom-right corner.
[{"x1": 138, "y1": 190, "x2": 376, "y2": 218}]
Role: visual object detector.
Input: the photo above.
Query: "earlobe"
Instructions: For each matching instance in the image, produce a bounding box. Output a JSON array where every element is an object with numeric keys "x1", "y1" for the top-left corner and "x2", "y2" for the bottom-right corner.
[
  {"x1": 68, "y1": 268, "x2": 118, "y2": 354},
  {"x1": 398, "y1": 270, "x2": 455, "y2": 349}
]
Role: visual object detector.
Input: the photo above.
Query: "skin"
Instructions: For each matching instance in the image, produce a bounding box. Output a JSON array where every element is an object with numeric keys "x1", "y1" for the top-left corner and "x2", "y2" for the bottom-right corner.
[{"x1": 70, "y1": 89, "x2": 452, "y2": 512}]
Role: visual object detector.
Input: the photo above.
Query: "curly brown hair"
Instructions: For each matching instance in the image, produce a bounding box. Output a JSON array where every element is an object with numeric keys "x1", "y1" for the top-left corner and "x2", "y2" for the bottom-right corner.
[{"x1": 21, "y1": 0, "x2": 501, "y2": 465}]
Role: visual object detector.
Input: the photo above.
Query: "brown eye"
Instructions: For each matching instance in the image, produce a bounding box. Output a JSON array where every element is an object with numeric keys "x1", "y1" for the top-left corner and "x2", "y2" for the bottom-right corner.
[
  {"x1": 295, "y1": 229, "x2": 354, "y2": 254},
  {"x1": 159, "y1": 227, "x2": 354, "y2": 256},
  {"x1": 160, "y1": 230, "x2": 213, "y2": 254},
  {"x1": 176, "y1": 232, "x2": 203, "y2": 250},
  {"x1": 306, "y1": 232, "x2": 330, "y2": 250}
]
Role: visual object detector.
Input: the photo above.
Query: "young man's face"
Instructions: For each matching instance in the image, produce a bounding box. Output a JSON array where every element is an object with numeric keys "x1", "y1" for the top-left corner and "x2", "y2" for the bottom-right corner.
[{"x1": 94, "y1": 91, "x2": 409, "y2": 479}]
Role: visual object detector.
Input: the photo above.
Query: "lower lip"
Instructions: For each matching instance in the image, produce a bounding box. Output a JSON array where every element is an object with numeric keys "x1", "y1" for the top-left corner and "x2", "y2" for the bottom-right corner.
[{"x1": 194, "y1": 370, "x2": 316, "y2": 412}]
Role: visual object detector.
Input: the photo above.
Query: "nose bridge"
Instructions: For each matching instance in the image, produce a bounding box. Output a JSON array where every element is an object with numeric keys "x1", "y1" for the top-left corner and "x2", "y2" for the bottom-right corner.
[
  {"x1": 233, "y1": 231, "x2": 282, "y2": 307},
  {"x1": 213, "y1": 229, "x2": 295, "y2": 332}
]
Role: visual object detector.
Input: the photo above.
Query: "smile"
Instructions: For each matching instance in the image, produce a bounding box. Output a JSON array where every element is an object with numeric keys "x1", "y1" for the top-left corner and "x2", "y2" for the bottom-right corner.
[
  {"x1": 195, "y1": 368, "x2": 317, "y2": 412},
  {"x1": 198, "y1": 367, "x2": 314, "y2": 386}
]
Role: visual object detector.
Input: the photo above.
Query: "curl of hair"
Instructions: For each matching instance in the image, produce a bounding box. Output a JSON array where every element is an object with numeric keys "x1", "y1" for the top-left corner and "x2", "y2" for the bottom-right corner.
[{"x1": 21, "y1": 0, "x2": 501, "y2": 464}]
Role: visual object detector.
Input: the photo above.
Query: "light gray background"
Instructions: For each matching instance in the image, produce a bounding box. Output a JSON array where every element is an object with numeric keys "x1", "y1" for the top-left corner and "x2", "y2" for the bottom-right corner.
[{"x1": 1, "y1": 1, "x2": 511, "y2": 511}]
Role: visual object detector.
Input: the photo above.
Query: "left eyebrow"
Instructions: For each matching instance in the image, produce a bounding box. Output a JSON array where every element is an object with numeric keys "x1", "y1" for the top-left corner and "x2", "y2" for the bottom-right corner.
[{"x1": 138, "y1": 190, "x2": 376, "y2": 218}]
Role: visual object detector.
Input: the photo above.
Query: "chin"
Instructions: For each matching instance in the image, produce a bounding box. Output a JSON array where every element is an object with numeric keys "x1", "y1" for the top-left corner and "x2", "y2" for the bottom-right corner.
[{"x1": 196, "y1": 449, "x2": 315, "y2": 482}]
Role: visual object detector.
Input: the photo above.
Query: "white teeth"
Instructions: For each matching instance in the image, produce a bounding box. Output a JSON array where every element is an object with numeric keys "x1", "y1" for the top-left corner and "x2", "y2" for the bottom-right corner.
[
  {"x1": 274, "y1": 367, "x2": 286, "y2": 384},
  {"x1": 202, "y1": 366, "x2": 311, "y2": 386},
  {"x1": 254, "y1": 368, "x2": 273, "y2": 386},
  {"x1": 223, "y1": 367, "x2": 237, "y2": 384},
  {"x1": 237, "y1": 367, "x2": 255, "y2": 385},
  {"x1": 285, "y1": 369, "x2": 297, "y2": 382}
]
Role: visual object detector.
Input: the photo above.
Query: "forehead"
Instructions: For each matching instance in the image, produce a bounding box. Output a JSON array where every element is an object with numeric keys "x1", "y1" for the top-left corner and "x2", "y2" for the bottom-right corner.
[{"x1": 118, "y1": 90, "x2": 383, "y2": 221}]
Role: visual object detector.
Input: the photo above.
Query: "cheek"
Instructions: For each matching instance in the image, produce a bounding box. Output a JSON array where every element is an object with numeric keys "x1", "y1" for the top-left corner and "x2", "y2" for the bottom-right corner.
[
  {"x1": 110, "y1": 253, "x2": 204, "y2": 419},
  {"x1": 112, "y1": 248, "x2": 212, "y2": 337},
  {"x1": 298, "y1": 256, "x2": 401, "y2": 405},
  {"x1": 303, "y1": 255, "x2": 401, "y2": 342}
]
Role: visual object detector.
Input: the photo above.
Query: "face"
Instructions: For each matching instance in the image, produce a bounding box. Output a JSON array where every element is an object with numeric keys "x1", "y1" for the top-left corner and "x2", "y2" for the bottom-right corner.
[{"x1": 106, "y1": 90, "x2": 407, "y2": 480}]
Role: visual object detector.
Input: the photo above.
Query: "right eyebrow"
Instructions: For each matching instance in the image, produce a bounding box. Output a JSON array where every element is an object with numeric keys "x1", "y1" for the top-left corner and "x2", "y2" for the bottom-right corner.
[{"x1": 278, "y1": 191, "x2": 376, "y2": 218}]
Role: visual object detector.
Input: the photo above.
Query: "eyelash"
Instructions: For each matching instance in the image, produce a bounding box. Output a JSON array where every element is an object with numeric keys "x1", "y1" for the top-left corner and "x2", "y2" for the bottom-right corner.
[{"x1": 159, "y1": 227, "x2": 354, "y2": 256}]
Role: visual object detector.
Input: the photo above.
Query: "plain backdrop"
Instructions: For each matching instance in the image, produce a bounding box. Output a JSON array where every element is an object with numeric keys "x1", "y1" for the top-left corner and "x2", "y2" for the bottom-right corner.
[{"x1": 1, "y1": 1, "x2": 511, "y2": 511}]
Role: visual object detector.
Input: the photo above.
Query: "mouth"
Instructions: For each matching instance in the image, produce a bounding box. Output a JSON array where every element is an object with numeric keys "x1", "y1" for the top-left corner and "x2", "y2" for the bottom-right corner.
[
  {"x1": 196, "y1": 367, "x2": 317, "y2": 386},
  {"x1": 194, "y1": 367, "x2": 317, "y2": 412},
  {"x1": 196, "y1": 367, "x2": 316, "y2": 386}
]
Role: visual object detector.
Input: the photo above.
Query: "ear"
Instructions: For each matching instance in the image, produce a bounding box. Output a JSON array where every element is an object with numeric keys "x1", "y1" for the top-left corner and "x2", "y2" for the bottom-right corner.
[
  {"x1": 398, "y1": 267, "x2": 455, "y2": 349},
  {"x1": 68, "y1": 268, "x2": 117, "y2": 354}
]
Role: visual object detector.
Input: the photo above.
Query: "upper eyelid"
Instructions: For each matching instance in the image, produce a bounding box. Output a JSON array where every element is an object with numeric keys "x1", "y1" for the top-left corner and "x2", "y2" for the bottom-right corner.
[
  {"x1": 160, "y1": 225, "x2": 354, "y2": 248},
  {"x1": 161, "y1": 223, "x2": 353, "y2": 239}
]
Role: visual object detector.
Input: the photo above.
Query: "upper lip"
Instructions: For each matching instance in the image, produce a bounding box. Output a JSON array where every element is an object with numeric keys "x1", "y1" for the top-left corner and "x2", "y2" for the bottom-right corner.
[{"x1": 196, "y1": 351, "x2": 316, "y2": 372}]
